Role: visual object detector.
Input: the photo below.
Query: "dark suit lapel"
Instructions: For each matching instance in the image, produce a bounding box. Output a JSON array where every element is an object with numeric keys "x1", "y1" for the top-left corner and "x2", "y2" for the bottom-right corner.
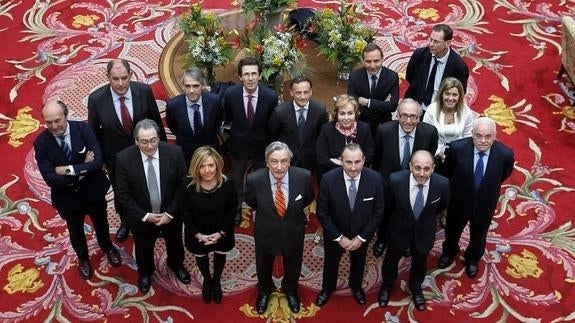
[
  {"x1": 130, "y1": 82, "x2": 144, "y2": 122},
  {"x1": 286, "y1": 169, "x2": 297, "y2": 212},
  {"x1": 337, "y1": 172, "x2": 353, "y2": 213},
  {"x1": 391, "y1": 123, "x2": 401, "y2": 168},
  {"x1": 104, "y1": 90, "x2": 124, "y2": 132}
]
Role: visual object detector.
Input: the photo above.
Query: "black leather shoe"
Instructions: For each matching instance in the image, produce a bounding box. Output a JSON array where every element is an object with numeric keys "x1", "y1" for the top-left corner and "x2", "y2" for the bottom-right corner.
[
  {"x1": 412, "y1": 293, "x2": 426, "y2": 311},
  {"x1": 373, "y1": 241, "x2": 385, "y2": 257},
  {"x1": 202, "y1": 278, "x2": 212, "y2": 303},
  {"x1": 256, "y1": 293, "x2": 270, "y2": 314},
  {"x1": 285, "y1": 293, "x2": 301, "y2": 313},
  {"x1": 78, "y1": 259, "x2": 92, "y2": 280},
  {"x1": 138, "y1": 275, "x2": 152, "y2": 293},
  {"x1": 172, "y1": 266, "x2": 191, "y2": 284},
  {"x1": 315, "y1": 289, "x2": 331, "y2": 306},
  {"x1": 465, "y1": 263, "x2": 478, "y2": 278},
  {"x1": 105, "y1": 248, "x2": 122, "y2": 267},
  {"x1": 378, "y1": 289, "x2": 390, "y2": 307},
  {"x1": 116, "y1": 223, "x2": 129, "y2": 242},
  {"x1": 438, "y1": 254, "x2": 454, "y2": 269},
  {"x1": 352, "y1": 288, "x2": 366, "y2": 305},
  {"x1": 212, "y1": 279, "x2": 223, "y2": 304}
]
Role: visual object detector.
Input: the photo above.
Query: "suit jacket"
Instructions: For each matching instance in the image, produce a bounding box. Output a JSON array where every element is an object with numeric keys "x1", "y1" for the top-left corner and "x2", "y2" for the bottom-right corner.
[
  {"x1": 316, "y1": 121, "x2": 374, "y2": 177},
  {"x1": 317, "y1": 167, "x2": 385, "y2": 241},
  {"x1": 347, "y1": 67, "x2": 399, "y2": 131},
  {"x1": 166, "y1": 92, "x2": 223, "y2": 165},
  {"x1": 373, "y1": 121, "x2": 438, "y2": 184},
  {"x1": 386, "y1": 170, "x2": 449, "y2": 255},
  {"x1": 444, "y1": 137, "x2": 514, "y2": 224},
  {"x1": 34, "y1": 121, "x2": 110, "y2": 215},
  {"x1": 115, "y1": 142, "x2": 186, "y2": 223},
  {"x1": 87, "y1": 81, "x2": 167, "y2": 169},
  {"x1": 268, "y1": 100, "x2": 328, "y2": 171},
  {"x1": 223, "y1": 84, "x2": 279, "y2": 161},
  {"x1": 245, "y1": 167, "x2": 314, "y2": 255},
  {"x1": 404, "y1": 47, "x2": 469, "y2": 103}
]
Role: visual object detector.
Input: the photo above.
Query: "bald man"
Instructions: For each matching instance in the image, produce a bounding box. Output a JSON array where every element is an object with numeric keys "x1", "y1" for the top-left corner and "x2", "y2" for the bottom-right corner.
[
  {"x1": 378, "y1": 150, "x2": 449, "y2": 311},
  {"x1": 34, "y1": 100, "x2": 121, "y2": 280}
]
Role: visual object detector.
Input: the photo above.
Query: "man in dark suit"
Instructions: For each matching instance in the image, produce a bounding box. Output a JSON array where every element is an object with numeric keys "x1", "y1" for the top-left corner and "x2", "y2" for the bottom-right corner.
[
  {"x1": 115, "y1": 119, "x2": 190, "y2": 293},
  {"x1": 34, "y1": 100, "x2": 121, "y2": 280},
  {"x1": 378, "y1": 150, "x2": 449, "y2": 311},
  {"x1": 315, "y1": 143, "x2": 385, "y2": 307},
  {"x1": 438, "y1": 117, "x2": 514, "y2": 278},
  {"x1": 268, "y1": 76, "x2": 328, "y2": 173},
  {"x1": 166, "y1": 67, "x2": 223, "y2": 167},
  {"x1": 245, "y1": 141, "x2": 314, "y2": 314},
  {"x1": 372, "y1": 98, "x2": 438, "y2": 257},
  {"x1": 88, "y1": 58, "x2": 167, "y2": 242},
  {"x1": 348, "y1": 42, "x2": 399, "y2": 135},
  {"x1": 223, "y1": 57, "x2": 279, "y2": 225},
  {"x1": 404, "y1": 24, "x2": 469, "y2": 114}
]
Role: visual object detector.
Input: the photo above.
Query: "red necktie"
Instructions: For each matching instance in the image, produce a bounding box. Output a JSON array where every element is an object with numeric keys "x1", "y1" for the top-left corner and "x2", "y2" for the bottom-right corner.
[
  {"x1": 274, "y1": 181, "x2": 286, "y2": 217},
  {"x1": 119, "y1": 96, "x2": 132, "y2": 133},
  {"x1": 247, "y1": 94, "x2": 254, "y2": 126}
]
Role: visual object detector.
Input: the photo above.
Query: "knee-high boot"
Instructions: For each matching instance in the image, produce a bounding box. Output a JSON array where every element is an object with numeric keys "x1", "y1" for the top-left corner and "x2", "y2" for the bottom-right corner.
[
  {"x1": 212, "y1": 253, "x2": 227, "y2": 304},
  {"x1": 196, "y1": 256, "x2": 212, "y2": 303}
]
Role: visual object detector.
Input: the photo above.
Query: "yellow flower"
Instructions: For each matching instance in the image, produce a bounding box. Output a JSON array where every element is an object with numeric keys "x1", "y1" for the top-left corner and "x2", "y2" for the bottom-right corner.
[
  {"x1": 239, "y1": 290, "x2": 321, "y2": 321},
  {"x1": 413, "y1": 8, "x2": 440, "y2": 21},
  {"x1": 4, "y1": 264, "x2": 44, "y2": 294},
  {"x1": 72, "y1": 14, "x2": 100, "y2": 28},
  {"x1": 506, "y1": 249, "x2": 543, "y2": 279},
  {"x1": 2, "y1": 106, "x2": 40, "y2": 148},
  {"x1": 483, "y1": 95, "x2": 517, "y2": 134}
]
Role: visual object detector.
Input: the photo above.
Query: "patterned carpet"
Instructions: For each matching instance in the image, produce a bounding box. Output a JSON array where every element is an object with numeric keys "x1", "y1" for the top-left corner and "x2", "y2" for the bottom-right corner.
[{"x1": 1, "y1": 0, "x2": 575, "y2": 322}]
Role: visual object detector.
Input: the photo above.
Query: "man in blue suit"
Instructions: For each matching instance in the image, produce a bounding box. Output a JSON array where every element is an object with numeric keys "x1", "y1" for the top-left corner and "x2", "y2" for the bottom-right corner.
[
  {"x1": 315, "y1": 143, "x2": 385, "y2": 307},
  {"x1": 34, "y1": 100, "x2": 121, "y2": 280},
  {"x1": 166, "y1": 67, "x2": 223, "y2": 167},
  {"x1": 378, "y1": 150, "x2": 449, "y2": 311},
  {"x1": 438, "y1": 117, "x2": 514, "y2": 278},
  {"x1": 223, "y1": 57, "x2": 279, "y2": 225}
]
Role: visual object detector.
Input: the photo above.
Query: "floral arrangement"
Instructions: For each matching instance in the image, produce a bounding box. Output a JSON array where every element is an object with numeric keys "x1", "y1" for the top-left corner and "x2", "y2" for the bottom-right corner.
[
  {"x1": 179, "y1": 3, "x2": 234, "y2": 85},
  {"x1": 231, "y1": 18, "x2": 307, "y2": 93},
  {"x1": 312, "y1": 1, "x2": 376, "y2": 79},
  {"x1": 235, "y1": 0, "x2": 297, "y2": 16}
]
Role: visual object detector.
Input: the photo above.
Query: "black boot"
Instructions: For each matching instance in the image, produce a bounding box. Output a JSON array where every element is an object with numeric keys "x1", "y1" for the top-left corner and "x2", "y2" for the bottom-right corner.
[
  {"x1": 212, "y1": 253, "x2": 226, "y2": 304},
  {"x1": 196, "y1": 256, "x2": 212, "y2": 303}
]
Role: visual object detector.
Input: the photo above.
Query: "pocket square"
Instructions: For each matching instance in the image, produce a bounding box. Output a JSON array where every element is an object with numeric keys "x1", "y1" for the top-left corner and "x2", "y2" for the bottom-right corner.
[
  {"x1": 430, "y1": 197, "x2": 440, "y2": 204},
  {"x1": 295, "y1": 194, "x2": 303, "y2": 201},
  {"x1": 78, "y1": 147, "x2": 87, "y2": 154},
  {"x1": 363, "y1": 197, "x2": 374, "y2": 201}
]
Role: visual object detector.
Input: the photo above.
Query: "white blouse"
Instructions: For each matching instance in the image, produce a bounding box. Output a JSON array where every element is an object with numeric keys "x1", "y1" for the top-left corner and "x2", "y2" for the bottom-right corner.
[{"x1": 423, "y1": 102, "x2": 476, "y2": 156}]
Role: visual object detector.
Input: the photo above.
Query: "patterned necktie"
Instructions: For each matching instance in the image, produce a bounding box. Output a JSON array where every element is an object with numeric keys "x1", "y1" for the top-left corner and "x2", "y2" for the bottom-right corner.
[
  {"x1": 348, "y1": 178, "x2": 357, "y2": 210},
  {"x1": 401, "y1": 135, "x2": 411, "y2": 169},
  {"x1": 59, "y1": 135, "x2": 72, "y2": 161},
  {"x1": 474, "y1": 152, "x2": 485, "y2": 190},
  {"x1": 119, "y1": 96, "x2": 132, "y2": 133},
  {"x1": 191, "y1": 103, "x2": 202, "y2": 135},
  {"x1": 423, "y1": 57, "x2": 439, "y2": 106},
  {"x1": 247, "y1": 94, "x2": 255, "y2": 126},
  {"x1": 370, "y1": 74, "x2": 378, "y2": 95},
  {"x1": 147, "y1": 157, "x2": 161, "y2": 213},
  {"x1": 413, "y1": 184, "x2": 424, "y2": 220},
  {"x1": 297, "y1": 108, "x2": 306, "y2": 143},
  {"x1": 274, "y1": 180, "x2": 286, "y2": 217}
]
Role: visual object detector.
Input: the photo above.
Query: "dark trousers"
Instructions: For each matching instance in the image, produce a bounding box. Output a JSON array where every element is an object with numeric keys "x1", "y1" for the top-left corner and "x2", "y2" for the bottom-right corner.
[
  {"x1": 321, "y1": 240, "x2": 368, "y2": 291},
  {"x1": 381, "y1": 242, "x2": 428, "y2": 293},
  {"x1": 107, "y1": 162, "x2": 127, "y2": 227},
  {"x1": 131, "y1": 218, "x2": 184, "y2": 276},
  {"x1": 60, "y1": 198, "x2": 113, "y2": 260},
  {"x1": 442, "y1": 209, "x2": 491, "y2": 264},
  {"x1": 231, "y1": 156, "x2": 265, "y2": 202},
  {"x1": 255, "y1": 246, "x2": 303, "y2": 295}
]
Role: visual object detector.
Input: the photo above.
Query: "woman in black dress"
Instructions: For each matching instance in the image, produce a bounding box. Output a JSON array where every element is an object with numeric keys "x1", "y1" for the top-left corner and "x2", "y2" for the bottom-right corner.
[
  {"x1": 316, "y1": 94, "x2": 374, "y2": 178},
  {"x1": 180, "y1": 146, "x2": 237, "y2": 304}
]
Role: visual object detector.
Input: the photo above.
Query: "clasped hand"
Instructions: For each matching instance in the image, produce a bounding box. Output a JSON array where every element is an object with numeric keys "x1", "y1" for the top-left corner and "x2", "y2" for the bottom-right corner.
[
  {"x1": 338, "y1": 236, "x2": 363, "y2": 251},
  {"x1": 146, "y1": 213, "x2": 173, "y2": 226},
  {"x1": 195, "y1": 232, "x2": 222, "y2": 245}
]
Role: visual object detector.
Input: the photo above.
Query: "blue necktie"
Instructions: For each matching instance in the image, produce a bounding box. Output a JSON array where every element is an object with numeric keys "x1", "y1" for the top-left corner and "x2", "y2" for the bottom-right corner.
[
  {"x1": 59, "y1": 135, "x2": 72, "y2": 161},
  {"x1": 474, "y1": 152, "x2": 485, "y2": 190},
  {"x1": 297, "y1": 108, "x2": 305, "y2": 143},
  {"x1": 191, "y1": 104, "x2": 202, "y2": 135},
  {"x1": 348, "y1": 178, "x2": 357, "y2": 210},
  {"x1": 413, "y1": 184, "x2": 424, "y2": 220},
  {"x1": 423, "y1": 57, "x2": 439, "y2": 106},
  {"x1": 401, "y1": 135, "x2": 411, "y2": 169},
  {"x1": 370, "y1": 74, "x2": 378, "y2": 95}
]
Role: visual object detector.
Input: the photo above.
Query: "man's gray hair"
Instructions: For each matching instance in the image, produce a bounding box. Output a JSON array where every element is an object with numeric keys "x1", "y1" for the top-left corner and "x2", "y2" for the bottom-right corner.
[
  {"x1": 181, "y1": 67, "x2": 206, "y2": 85},
  {"x1": 133, "y1": 118, "x2": 160, "y2": 139},
  {"x1": 265, "y1": 141, "x2": 293, "y2": 160}
]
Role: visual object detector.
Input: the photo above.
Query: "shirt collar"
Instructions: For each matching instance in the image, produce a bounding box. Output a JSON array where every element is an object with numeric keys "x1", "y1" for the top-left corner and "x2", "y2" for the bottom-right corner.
[
  {"x1": 343, "y1": 170, "x2": 361, "y2": 182},
  {"x1": 111, "y1": 87, "x2": 132, "y2": 102},
  {"x1": 366, "y1": 68, "x2": 382, "y2": 80},
  {"x1": 410, "y1": 174, "x2": 429, "y2": 187},
  {"x1": 186, "y1": 96, "x2": 203, "y2": 108},
  {"x1": 243, "y1": 87, "x2": 258, "y2": 99},
  {"x1": 434, "y1": 47, "x2": 450, "y2": 64},
  {"x1": 140, "y1": 148, "x2": 159, "y2": 161},
  {"x1": 294, "y1": 101, "x2": 309, "y2": 110}
]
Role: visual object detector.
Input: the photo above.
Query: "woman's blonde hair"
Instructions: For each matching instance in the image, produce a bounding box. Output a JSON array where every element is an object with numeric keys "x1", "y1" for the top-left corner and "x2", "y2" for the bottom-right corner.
[
  {"x1": 329, "y1": 94, "x2": 360, "y2": 122},
  {"x1": 188, "y1": 146, "x2": 226, "y2": 192}
]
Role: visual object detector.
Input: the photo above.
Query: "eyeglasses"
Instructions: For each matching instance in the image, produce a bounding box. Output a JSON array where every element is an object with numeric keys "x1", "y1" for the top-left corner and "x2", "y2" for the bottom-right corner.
[
  {"x1": 398, "y1": 114, "x2": 419, "y2": 121},
  {"x1": 138, "y1": 137, "x2": 159, "y2": 146}
]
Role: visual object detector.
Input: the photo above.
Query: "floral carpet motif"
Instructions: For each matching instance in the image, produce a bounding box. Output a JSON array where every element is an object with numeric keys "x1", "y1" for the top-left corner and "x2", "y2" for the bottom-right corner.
[{"x1": 1, "y1": 0, "x2": 575, "y2": 322}]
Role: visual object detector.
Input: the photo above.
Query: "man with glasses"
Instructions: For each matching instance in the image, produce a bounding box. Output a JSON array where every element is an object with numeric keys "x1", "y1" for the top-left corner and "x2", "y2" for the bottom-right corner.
[
  {"x1": 245, "y1": 141, "x2": 314, "y2": 314},
  {"x1": 438, "y1": 117, "x2": 514, "y2": 278},
  {"x1": 372, "y1": 98, "x2": 438, "y2": 257},
  {"x1": 404, "y1": 24, "x2": 469, "y2": 115},
  {"x1": 115, "y1": 119, "x2": 190, "y2": 293}
]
